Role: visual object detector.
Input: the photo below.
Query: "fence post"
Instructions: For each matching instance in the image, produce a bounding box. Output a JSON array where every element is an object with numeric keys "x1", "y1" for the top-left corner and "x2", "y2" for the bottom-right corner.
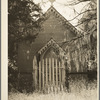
[
  {"x1": 56, "y1": 59, "x2": 58, "y2": 86},
  {"x1": 49, "y1": 58, "x2": 51, "y2": 85},
  {"x1": 39, "y1": 61, "x2": 41, "y2": 90},
  {"x1": 42, "y1": 59, "x2": 44, "y2": 90},
  {"x1": 45, "y1": 58, "x2": 48, "y2": 87},
  {"x1": 62, "y1": 60, "x2": 65, "y2": 87},
  {"x1": 52, "y1": 58, "x2": 54, "y2": 85},
  {"x1": 59, "y1": 62, "x2": 61, "y2": 85},
  {"x1": 33, "y1": 56, "x2": 38, "y2": 90},
  {"x1": 35, "y1": 56, "x2": 38, "y2": 89}
]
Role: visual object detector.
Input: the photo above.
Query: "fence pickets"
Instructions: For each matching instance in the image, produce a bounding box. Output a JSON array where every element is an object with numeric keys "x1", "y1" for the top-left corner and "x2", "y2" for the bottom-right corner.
[
  {"x1": 59, "y1": 62, "x2": 61, "y2": 85},
  {"x1": 42, "y1": 59, "x2": 44, "y2": 90},
  {"x1": 45, "y1": 58, "x2": 48, "y2": 86},
  {"x1": 33, "y1": 57, "x2": 66, "y2": 92},
  {"x1": 62, "y1": 60, "x2": 65, "y2": 86},
  {"x1": 49, "y1": 58, "x2": 51, "y2": 85},
  {"x1": 56, "y1": 59, "x2": 58, "y2": 86},
  {"x1": 33, "y1": 56, "x2": 38, "y2": 89},
  {"x1": 39, "y1": 61, "x2": 41, "y2": 90},
  {"x1": 52, "y1": 58, "x2": 54, "y2": 85}
]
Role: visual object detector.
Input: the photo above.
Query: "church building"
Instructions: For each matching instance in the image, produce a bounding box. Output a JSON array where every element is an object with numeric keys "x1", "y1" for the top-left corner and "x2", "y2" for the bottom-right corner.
[{"x1": 17, "y1": 5, "x2": 88, "y2": 92}]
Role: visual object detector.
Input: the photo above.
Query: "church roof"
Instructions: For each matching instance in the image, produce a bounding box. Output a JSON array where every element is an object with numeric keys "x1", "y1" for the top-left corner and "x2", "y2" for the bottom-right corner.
[
  {"x1": 44, "y1": 6, "x2": 81, "y2": 35},
  {"x1": 26, "y1": 6, "x2": 81, "y2": 57}
]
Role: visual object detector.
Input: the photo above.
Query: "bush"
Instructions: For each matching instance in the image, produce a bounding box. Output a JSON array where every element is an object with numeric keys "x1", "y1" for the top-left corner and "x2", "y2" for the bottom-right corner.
[{"x1": 18, "y1": 73, "x2": 33, "y2": 93}]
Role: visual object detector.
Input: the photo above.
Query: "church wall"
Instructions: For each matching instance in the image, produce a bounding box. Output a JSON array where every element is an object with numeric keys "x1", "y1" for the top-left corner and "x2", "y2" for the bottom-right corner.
[
  {"x1": 18, "y1": 12, "x2": 77, "y2": 73},
  {"x1": 18, "y1": 42, "x2": 33, "y2": 73}
]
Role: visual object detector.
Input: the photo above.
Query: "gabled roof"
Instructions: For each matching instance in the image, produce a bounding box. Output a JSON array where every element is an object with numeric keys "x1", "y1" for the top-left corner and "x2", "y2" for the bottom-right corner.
[
  {"x1": 44, "y1": 6, "x2": 81, "y2": 35},
  {"x1": 38, "y1": 38, "x2": 66, "y2": 55}
]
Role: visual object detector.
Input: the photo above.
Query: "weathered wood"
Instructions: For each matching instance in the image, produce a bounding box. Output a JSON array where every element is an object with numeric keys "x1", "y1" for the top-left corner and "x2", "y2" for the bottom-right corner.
[
  {"x1": 62, "y1": 60, "x2": 65, "y2": 86},
  {"x1": 52, "y1": 58, "x2": 54, "y2": 85},
  {"x1": 61, "y1": 84, "x2": 63, "y2": 91},
  {"x1": 42, "y1": 59, "x2": 44, "y2": 90},
  {"x1": 39, "y1": 61, "x2": 41, "y2": 90},
  {"x1": 59, "y1": 61, "x2": 61, "y2": 85},
  {"x1": 56, "y1": 59, "x2": 58, "y2": 86},
  {"x1": 35, "y1": 57, "x2": 66, "y2": 92},
  {"x1": 45, "y1": 58, "x2": 48, "y2": 86},
  {"x1": 48, "y1": 86, "x2": 50, "y2": 94},
  {"x1": 51, "y1": 86, "x2": 53, "y2": 92},
  {"x1": 49, "y1": 58, "x2": 51, "y2": 85}
]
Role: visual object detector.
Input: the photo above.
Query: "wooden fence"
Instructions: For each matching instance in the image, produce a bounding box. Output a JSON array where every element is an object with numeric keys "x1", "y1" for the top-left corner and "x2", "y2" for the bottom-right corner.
[{"x1": 33, "y1": 56, "x2": 66, "y2": 92}]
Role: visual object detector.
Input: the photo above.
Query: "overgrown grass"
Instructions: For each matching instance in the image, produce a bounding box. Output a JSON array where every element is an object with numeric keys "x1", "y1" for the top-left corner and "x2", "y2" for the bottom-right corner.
[
  {"x1": 8, "y1": 75, "x2": 97, "y2": 100},
  {"x1": 9, "y1": 88, "x2": 97, "y2": 100}
]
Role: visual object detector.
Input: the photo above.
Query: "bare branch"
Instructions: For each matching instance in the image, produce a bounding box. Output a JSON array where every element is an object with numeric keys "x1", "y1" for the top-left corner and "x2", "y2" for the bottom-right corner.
[
  {"x1": 56, "y1": 0, "x2": 90, "y2": 6},
  {"x1": 74, "y1": 17, "x2": 97, "y2": 27},
  {"x1": 68, "y1": 9, "x2": 96, "y2": 22}
]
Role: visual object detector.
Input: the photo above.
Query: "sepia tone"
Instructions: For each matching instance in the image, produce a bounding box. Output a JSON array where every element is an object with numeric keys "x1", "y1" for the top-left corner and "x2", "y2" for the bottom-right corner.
[{"x1": 8, "y1": 0, "x2": 97, "y2": 100}]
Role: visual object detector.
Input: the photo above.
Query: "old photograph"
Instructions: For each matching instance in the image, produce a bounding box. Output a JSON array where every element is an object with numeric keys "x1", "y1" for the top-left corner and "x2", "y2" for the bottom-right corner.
[{"x1": 8, "y1": 0, "x2": 98, "y2": 100}]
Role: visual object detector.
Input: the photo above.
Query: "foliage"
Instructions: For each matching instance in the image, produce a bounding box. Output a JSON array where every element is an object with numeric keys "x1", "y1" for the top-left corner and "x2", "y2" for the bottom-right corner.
[
  {"x1": 8, "y1": 77, "x2": 97, "y2": 100},
  {"x1": 8, "y1": 0, "x2": 44, "y2": 91},
  {"x1": 63, "y1": 0, "x2": 97, "y2": 72},
  {"x1": 8, "y1": 0, "x2": 43, "y2": 60},
  {"x1": 8, "y1": 59, "x2": 18, "y2": 92},
  {"x1": 78, "y1": 1, "x2": 97, "y2": 69},
  {"x1": 18, "y1": 73, "x2": 33, "y2": 93}
]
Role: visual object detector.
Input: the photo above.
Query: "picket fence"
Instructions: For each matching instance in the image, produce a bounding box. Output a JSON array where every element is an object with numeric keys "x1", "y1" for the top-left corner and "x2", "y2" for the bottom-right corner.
[{"x1": 33, "y1": 57, "x2": 66, "y2": 92}]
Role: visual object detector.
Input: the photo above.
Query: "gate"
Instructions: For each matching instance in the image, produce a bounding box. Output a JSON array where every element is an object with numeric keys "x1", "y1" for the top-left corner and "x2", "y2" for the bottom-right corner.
[{"x1": 33, "y1": 56, "x2": 66, "y2": 92}]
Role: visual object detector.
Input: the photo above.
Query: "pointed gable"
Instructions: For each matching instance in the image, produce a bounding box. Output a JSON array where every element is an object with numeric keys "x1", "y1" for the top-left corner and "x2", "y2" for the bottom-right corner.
[
  {"x1": 31, "y1": 6, "x2": 79, "y2": 56},
  {"x1": 44, "y1": 6, "x2": 80, "y2": 35},
  {"x1": 38, "y1": 38, "x2": 66, "y2": 55}
]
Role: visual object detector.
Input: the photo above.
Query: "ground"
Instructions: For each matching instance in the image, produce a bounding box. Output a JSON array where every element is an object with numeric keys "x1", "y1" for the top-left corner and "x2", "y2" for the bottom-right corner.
[{"x1": 8, "y1": 75, "x2": 97, "y2": 100}]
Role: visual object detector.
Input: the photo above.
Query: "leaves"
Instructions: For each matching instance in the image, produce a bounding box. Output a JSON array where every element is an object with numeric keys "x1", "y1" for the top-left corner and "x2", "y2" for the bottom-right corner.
[
  {"x1": 8, "y1": 0, "x2": 44, "y2": 91},
  {"x1": 8, "y1": 0, "x2": 44, "y2": 61}
]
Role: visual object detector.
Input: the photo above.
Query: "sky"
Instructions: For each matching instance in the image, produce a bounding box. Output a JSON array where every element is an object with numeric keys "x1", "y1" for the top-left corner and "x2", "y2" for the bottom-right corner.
[{"x1": 33, "y1": 0, "x2": 90, "y2": 28}]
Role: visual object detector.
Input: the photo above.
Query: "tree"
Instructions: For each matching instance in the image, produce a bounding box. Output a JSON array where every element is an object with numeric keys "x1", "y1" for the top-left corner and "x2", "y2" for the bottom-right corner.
[
  {"x1": 56, "y1": 0, "x2": 97, "y2": 72},
  {"x1": 72, "y1": 0, "x2": 97, "y2": 71},
  {"x1": 8, "y1": 0, "x2": 44, "y2": 65},
  {"x1": 8, "y1": 0, "x2": 44, "y2": 91}
]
